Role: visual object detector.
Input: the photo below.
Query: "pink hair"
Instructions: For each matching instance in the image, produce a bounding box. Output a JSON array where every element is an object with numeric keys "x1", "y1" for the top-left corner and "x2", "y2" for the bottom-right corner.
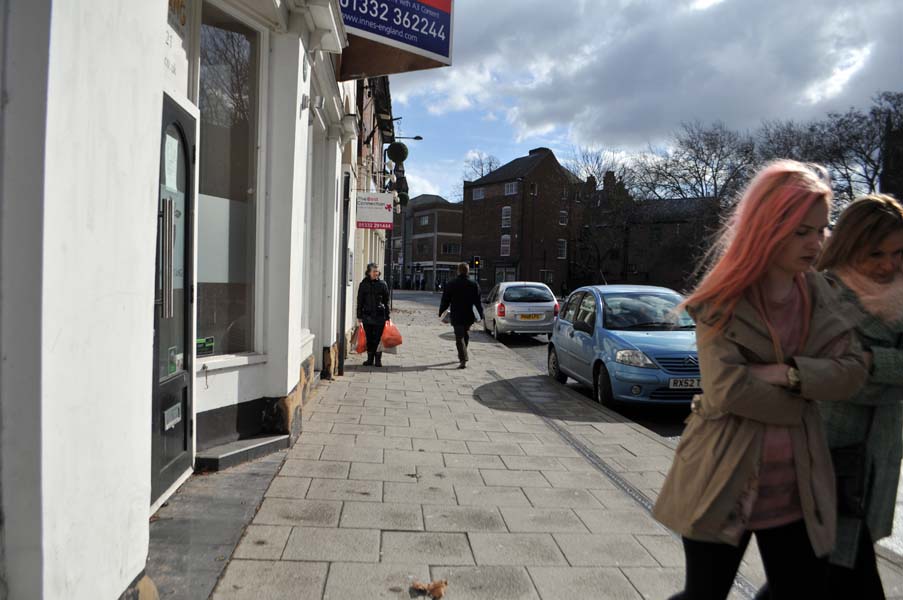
[{"x1": 685, "y1": 160, "x2": 833, "y2": 333}]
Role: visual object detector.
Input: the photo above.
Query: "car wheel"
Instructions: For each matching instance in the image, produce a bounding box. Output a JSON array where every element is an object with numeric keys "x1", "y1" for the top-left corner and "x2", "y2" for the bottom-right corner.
[
  {"x1": 493, "y1": 322, "x2": 503, "y2": 341},
  {"x1": 594, "y1": 364, "x2": 615, "y2": 406},
  {"x1": 548, "y1": 347, "x2": 567, "y2": 384}
]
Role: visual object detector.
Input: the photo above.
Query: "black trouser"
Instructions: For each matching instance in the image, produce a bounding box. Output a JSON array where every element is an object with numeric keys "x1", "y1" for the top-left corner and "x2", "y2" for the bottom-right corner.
[
  {"x1": 825, "y1": 525, "x2": 885, "y2": 600},
  {"x1": 669, "y1": 520, "x2": 827, "y2": 600},
  {"x1": 453, "y1": 323, "x2": 471, "y2": 362},
  {"x1": 363, "y1": 321, "x2": 385, "y2": 355}
]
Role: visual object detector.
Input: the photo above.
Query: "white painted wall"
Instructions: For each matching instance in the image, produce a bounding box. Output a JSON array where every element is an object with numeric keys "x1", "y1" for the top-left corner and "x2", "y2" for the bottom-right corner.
[
  {"x1": 1, "y1": 1, "x2": 52, "y2": 596},
  {"x1": 3, "y1": 1, "x2": 166, "y2": 597},
  {"x1": 262, "y1": 18, "x2": 312, "y2": 396}
]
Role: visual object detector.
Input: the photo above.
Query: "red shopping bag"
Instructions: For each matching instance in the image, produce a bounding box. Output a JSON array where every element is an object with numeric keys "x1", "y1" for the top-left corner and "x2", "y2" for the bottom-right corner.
[
  {"x1": 352, "y1": 325, "x2": 367, "y2": 354},
  {"x1": 381, "y1": 320, "x2": 403, "y2": 348}
]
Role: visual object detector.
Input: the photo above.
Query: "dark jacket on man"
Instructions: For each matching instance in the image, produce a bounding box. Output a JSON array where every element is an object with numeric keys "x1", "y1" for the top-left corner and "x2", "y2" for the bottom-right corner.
[
  {"x1": 357, "y1": 277, "x2": 390, "y2": 325},
  {"x1": 439, "y1": 274, "x2": 484, "y2": 326}
]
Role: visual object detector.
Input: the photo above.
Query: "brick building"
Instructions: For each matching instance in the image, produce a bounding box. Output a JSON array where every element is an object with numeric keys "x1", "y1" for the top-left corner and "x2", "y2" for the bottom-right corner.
[
  {"x1": 462, "y1": 148, "x2": 588, "y2": 294},
  {"x1": 387, "y1": 194, "x2": 463, "y2": 290},
  {"x1": 571, "y1": 172, "x2": 719, "y2": 293}
]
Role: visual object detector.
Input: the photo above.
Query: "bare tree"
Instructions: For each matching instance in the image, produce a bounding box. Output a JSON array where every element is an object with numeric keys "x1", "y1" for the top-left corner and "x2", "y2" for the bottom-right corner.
[
  {"x1": 631, "y1": 121, "x2": 756, "y2": 209},
  {"x1": 463, "y1": 151, "x2": 501, "y2": 180},
  {"x1": 564, "y1": 146, "x2": 633, "y2": 190}
]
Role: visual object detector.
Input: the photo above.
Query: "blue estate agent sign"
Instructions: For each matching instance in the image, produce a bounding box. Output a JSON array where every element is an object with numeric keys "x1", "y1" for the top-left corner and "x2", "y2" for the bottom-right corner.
[{"x1": 339, "y1": 0, "x2": 453, "y2": 64}]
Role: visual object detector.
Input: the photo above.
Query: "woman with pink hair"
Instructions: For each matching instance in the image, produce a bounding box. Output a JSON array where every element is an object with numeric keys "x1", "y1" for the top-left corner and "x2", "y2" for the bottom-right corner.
[{"x1": 653, "y1": 160, "x2": 869, "y2": 599}]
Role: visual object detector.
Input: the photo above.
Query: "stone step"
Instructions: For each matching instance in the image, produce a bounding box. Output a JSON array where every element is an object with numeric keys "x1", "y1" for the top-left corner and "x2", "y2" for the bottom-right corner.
[{"x1": 195, "y1": 434, "x2": 289, "y2": 472}]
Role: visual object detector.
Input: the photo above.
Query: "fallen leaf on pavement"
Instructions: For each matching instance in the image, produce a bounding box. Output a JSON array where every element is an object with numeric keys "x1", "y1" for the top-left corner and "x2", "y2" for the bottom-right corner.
[{"x1": 411, "y1": 579, "x2": 449, "y2": 599}]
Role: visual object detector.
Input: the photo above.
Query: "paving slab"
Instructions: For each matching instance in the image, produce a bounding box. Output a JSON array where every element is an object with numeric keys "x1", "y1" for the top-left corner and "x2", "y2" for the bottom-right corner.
[
  {"x1": 349, "y1": 462, "x2": 418, "y2": 482},
  {"x1": 340, "y1": 501, "x2": 424, "y2": 530},
  {"x1": 500, "y1": 507, "x2": 589, "y2": 533},
  {"x1": 319, "y1": 445, "x2": 385, "y2": 463},
  {"x1": 553, "y1": 533, "x2": 659, "y2": 567},
  {"x1": 415, "y1": 466, "x2": 485, "y2": 486},
  {"x1": 383, "y1": 481, "x2": 457, "y2": 505},
  {"x1": 423, "y1": 506, "x2": 508, "y2": 532},
  {"x1": 456, "y1": 485, "x2": 531, "y2": 507},
  {"x1": 282, "y1": 527, "x2": 381, "y2": 562},
  {"x1": 380, "y1": 532, "x2": 475, "y2": 565},
  {"x1": 523, "y1": 488, "x2": 604, "y2": 509},
  {"x1": 443, "y1": 453, "x2": 507, "y2": 469},
  {"x1": 528, "y1": 567, "x2": 643, "y2": 600},
  {"x1": 469, "y1": 533, "x2": 569, "y2": 566},
  {"x1": 621, "y1": 566, "x2": 685, "y2": 599},
  {"x1": 211, "y1": 560, "x2": 327, "y2": 600},
  {"x1": 323, "y1": 563, "x2": 430, "y2": 600},
  {"x1": 232, "y1": 525, "x2": 291, "y2": 560},
  {"x1": 264, "y1": 476, "x2": 311, "y2": 499},
  {"x1": 280, "y1": 458, "x2": 349, "y2": 479},
  {"x1": 574, "y1": 508, "x2": 666, "y2": 535},
  {"x1": 306, "y1": 477, "x2": 382, "y2": 502},
  {"x1": 252, "y1": 498, "x2": 342, "y2": 527},
  {"x1": 430, "y1": 566, "x2": 540, "y2": 600}
]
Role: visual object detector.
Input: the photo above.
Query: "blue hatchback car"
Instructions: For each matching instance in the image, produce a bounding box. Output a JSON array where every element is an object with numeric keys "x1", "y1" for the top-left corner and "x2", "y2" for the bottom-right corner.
[{"x1": 548, "y1": 285, "x2": 700, "y2": 404}]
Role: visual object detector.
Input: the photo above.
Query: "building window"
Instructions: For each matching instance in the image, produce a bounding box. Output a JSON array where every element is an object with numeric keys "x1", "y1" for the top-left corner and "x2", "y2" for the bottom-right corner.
[
  {"x1": 416, "y1": 241, "x2": 430, "y2": 256},
  {"x1": 557, "y1": 239, "x2": 567, "y2": 260},
  {"x1": 540, "y1": 270, "x2": 553, "y2": 285},
  {"x1": 505, "y1": 181, "x2": 519, "y2": 196},
  {"x1": 441, "y1": 242, "x2": 461, "y2": 255},
  {"x1": 561, "y1": 186, "x2": 568, "y2": 200},
  {"x1": 495, "y1": 267, "x2": 517, "y2": 283},
  {"x1": 501, "y1": 235, "x2": 511, "y2": 257},
  {"x1": 197, "y1": 3, "x2": 261, "y2": 356},
  {"x1": 419, "y1": 215, "x2": 430, "y2": 226},
  {"x1": 559, "y1": 210, "x2": 568, "y2": 226},
  {"x1": 472, "y1": 187, "x2": 485, "y2": 200},
  {"x1": 501, "y1": 206, "x2": 512, "y2": 228}
]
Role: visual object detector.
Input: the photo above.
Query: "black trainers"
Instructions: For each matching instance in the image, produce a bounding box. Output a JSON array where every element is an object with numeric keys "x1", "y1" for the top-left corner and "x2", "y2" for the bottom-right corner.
[{"x1": 458, "y1": 362, "x2": 467, "y2": 369}]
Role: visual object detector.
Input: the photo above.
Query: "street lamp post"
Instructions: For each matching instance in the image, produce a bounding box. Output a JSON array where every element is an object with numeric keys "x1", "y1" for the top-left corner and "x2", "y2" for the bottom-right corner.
[{"x1": 384, "y1": 134, "x2": 422, "y2": 309}]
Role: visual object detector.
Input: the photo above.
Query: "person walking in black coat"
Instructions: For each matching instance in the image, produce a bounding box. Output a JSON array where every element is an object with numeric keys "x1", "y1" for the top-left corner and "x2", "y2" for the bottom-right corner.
[
  {"x1": 357, "y1": 263, "x2": 390, "y2": 367},
  {"x1": 439, "y1": 263, "x2": 484, "y2": 369}
]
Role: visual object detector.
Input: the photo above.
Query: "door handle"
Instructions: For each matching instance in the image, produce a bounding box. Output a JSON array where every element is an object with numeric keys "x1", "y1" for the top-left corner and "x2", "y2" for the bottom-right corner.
[{"x1": 162, "y1": 197, "x2": 174, "y2": 319}]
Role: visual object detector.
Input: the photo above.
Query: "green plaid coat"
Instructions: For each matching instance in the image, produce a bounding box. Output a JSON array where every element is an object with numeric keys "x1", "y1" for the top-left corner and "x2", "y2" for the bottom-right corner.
[{"x1": 820, "y1": 276, "x2": 903, "y2": 567}]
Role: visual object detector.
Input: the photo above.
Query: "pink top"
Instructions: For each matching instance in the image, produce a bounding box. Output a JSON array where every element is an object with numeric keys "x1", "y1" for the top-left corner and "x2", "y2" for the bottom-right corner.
[{"x1": 747, "y1": 283, "x2": 805, "y2": 530}]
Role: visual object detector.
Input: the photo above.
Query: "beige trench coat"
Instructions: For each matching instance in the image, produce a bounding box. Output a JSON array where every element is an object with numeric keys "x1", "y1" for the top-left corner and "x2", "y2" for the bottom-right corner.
[{"x1": 653, "y1": 273, "x2": 868, "y2": 557}]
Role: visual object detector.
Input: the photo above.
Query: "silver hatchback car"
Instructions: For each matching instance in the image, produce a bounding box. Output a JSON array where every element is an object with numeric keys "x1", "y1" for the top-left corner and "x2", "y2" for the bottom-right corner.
[{"x1": 482, "y1": 281, "x2": 559, "y2": 339}]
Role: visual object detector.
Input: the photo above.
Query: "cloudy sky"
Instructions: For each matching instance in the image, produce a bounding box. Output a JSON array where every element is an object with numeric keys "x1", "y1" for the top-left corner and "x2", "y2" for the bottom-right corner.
[{"x1": 389, "y1": 0, "x2": 903, "y2": 200}]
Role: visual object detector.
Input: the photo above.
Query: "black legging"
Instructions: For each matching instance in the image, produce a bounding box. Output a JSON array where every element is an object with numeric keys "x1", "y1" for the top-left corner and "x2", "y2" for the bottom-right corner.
[
  {"x1": 363, "y1": 321, "x2": 386, "y2": 355},
  {"x1": 669, "y1": 520, "x2": 827, "y2": 600},
  {"x1": 754, "y1": 524, "x2": 885, "y2": 600}
]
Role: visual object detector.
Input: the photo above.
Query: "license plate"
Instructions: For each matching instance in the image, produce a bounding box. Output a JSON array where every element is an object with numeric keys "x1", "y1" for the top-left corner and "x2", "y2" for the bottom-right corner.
[
  {"x1": 519, "y1": 314, "x2": 542, "y2": 321},
  {"x1": 669, "y1": 378, "x2": 700, "y2": 389}
]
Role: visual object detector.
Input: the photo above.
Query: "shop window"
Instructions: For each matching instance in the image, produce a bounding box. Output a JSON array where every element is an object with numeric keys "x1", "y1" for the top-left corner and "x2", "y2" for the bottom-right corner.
[
  {"x1": 501, "y1": 206, "x2": 511, "y2": 228},
  {"x1": 472, "y1": 187, "x2": 485, "y2": 200},
  {"x1": 197, "y1": 3, "x2": 260, "y2": 356},
  {"x1": 505, "y1": 181, "x2": 519, "y2": 196},
  {"x1": 501, "y1": 235, "x2": 511, "y2": 257},
  {"x1": 557, "y1": 239, "x2": 567, "y2": 260}
]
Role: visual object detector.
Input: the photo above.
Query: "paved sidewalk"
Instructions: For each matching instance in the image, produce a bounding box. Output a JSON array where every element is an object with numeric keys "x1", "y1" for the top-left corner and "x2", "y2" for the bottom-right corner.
[{"x1": 210, "y1": 298, "x2": 903, "y2": 599}]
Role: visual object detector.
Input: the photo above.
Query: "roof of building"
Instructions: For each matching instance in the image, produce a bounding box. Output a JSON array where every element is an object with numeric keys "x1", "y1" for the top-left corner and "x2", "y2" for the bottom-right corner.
[
  {"x1": 465, "y1": 147, "x2": 580, "y2": 187},
  {"x1": 408, "y1": 194, "x2": 460, "y2": 212}
]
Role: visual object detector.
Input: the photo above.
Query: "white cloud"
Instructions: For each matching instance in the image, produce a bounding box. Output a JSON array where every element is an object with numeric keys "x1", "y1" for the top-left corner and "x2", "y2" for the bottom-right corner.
[
  {"x1": 405, "y1": 172, "x2": 441, "y2": 197},
  {"x1": 391, "y1": 0, "x2": 903, "y2": 149}
]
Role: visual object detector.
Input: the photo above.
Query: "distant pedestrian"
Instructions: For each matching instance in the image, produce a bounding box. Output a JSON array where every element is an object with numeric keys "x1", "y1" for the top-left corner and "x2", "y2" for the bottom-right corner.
[
  {"x1": 653, "y1": 160, "x2": 869, "y2": 600},
  {"x1": 357, "y1": 263, "x2": 390, "y2": 367},
  {"x1": 439, "y1": 262, "x2": 484, "y2": 369}
]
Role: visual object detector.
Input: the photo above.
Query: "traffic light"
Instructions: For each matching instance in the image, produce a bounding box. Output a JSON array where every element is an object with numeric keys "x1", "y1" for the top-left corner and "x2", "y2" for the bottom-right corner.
[{"x1": 473, "y1": 256, "x2": 481, "y2": 269}]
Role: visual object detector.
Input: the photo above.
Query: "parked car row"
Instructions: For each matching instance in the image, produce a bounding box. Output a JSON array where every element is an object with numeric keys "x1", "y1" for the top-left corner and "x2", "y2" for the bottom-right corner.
[{"x1": 482, "y1": 281, "x2": 700, "y2": 406}]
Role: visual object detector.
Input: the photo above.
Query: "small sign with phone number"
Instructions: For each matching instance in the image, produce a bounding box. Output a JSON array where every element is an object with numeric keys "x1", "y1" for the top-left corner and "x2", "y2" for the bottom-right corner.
[{"x1": 340, "y1": 0, "x2": 453, "y2": 63}]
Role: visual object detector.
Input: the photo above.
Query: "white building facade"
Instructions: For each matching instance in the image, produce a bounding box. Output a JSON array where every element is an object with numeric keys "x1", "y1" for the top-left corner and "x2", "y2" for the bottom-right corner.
[{"x1": 0, "y1": 0, "x2": 439, "y2": 596}]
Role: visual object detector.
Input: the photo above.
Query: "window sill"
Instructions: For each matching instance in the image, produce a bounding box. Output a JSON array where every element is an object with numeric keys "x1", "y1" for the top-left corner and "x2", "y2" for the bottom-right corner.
[{"x1": 197, "y1": 353, "x2": 268, "y2": 373}]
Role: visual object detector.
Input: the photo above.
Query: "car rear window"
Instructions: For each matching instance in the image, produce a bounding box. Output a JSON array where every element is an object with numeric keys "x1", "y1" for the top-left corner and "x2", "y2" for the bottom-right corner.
[{"x1": 502, "y1": 286, "x2": 554, "y2": 303}]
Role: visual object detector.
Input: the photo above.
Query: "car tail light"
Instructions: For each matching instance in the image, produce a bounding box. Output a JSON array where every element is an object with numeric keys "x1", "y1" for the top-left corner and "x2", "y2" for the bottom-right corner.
[
  {"x1": 497, "y1": 303, "x2": 506, "y2": 317},
  {"x1": 553, "y1": 302, "x2": 560, "y2": 317}
]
